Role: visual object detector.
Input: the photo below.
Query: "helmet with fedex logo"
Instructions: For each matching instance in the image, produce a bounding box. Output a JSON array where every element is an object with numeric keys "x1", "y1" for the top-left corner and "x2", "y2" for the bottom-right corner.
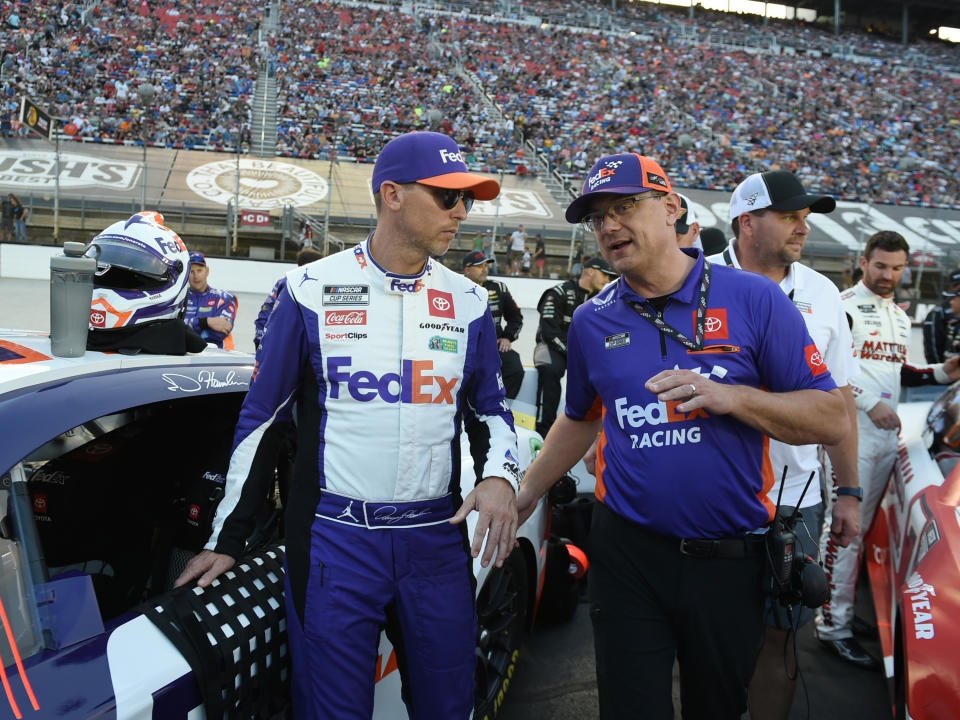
[{"x1": 89, "y1": 212, "x2": 190, "y2": 328}]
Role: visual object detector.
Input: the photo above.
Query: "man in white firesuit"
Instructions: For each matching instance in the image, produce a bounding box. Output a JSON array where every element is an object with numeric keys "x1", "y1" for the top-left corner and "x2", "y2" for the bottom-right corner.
[{"x1": 816, "y1": 230, "x2": 960, "y2": 668}]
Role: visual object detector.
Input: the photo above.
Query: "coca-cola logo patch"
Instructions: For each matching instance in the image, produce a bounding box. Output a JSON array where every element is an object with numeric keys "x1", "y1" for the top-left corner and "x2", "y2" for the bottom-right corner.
[{"x1": 325, "y1": 310, "x2": 367, "y2": 326}]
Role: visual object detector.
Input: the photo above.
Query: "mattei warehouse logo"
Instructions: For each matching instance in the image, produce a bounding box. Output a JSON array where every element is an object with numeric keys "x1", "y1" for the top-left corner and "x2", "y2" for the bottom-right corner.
[
  {"x1": 187, "y1": 158, "x2": 329, "y2": 209},
  {"x1": 0, "y1": 151, "x2": 140, "y2": 189}
]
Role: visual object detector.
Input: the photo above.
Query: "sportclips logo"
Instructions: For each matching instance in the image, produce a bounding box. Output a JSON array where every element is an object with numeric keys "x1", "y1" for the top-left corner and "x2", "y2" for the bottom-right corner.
[
  {"x1": 327, "y1": 357, "x2": 458, "y2": 404},
  {"x1": 614, "y1": 397, "x2": 708, "y2": 449}
]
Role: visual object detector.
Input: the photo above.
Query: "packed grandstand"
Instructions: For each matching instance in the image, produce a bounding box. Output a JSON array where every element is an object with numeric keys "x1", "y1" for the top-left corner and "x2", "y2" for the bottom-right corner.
[{"x1": 1, "y1": 0, "x2": 958, "y2": 210}]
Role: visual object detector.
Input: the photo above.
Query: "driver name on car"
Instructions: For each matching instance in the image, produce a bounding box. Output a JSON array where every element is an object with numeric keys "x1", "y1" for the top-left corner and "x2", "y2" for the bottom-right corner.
[
  {"x1": 176, "y1": 131, "x2": 520, "y2": 720},
  {"x1": 516, "y1": 152, "x2": 848, "y2": 720}
]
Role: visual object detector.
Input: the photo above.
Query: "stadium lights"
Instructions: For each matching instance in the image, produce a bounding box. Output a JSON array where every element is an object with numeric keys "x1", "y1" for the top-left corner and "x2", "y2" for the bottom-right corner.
[{"x1": 937, "y1": 27, "x2": 960, "y2": 42}]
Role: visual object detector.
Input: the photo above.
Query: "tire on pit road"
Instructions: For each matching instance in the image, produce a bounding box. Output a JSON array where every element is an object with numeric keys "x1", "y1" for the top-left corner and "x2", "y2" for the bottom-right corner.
[{"x1": 474, "y1": 549, "x2": 529, "y2": 719}]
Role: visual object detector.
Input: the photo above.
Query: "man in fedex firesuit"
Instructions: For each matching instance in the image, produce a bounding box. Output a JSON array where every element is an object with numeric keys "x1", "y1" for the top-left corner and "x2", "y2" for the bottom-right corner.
[
  {"x1": 176, "y1": 131, "x2": 521, "y2": 719},
  {"x1": 183, "y1": 251, "x2": 238, "y2": 349},
  {"x1": 815, "y1": 231, "x2": 960, "y2": 667},
  {"x1": 516, "y1": 152, "x2": 849, "y2": 719}
]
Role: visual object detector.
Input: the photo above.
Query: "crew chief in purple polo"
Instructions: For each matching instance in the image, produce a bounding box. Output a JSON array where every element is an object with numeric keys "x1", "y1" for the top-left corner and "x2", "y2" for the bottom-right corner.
[
  {"x1": 176, "y1": 131, "x2": 520, "y2": 719},
  {"x1": 517, "y1": 153, "x2": 849, "y2": 720}
]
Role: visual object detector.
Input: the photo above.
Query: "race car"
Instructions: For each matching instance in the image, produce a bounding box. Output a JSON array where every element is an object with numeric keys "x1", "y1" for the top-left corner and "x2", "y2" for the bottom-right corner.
[
  {"x1": 0, "y1": 329, "x2": 568, "y2": 719},
  {"x1": 865, "y1": 384, "x2": 960, "y2": 720}
]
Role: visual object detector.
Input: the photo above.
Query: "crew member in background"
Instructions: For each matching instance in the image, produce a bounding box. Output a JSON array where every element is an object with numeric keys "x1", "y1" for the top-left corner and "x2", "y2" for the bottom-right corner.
[
  {"x1": 254, "y1": 247, "x2": 324, "y2": 353},
  {"x1": 184, "y1": 252, "x2": 238, "y2": 349},
  {"x1": 533, "y1": 256, "x2": 617, "y2": 437},
  {"x1": 816, "y1": 231, "x2": 960, "y2": 668},
  {"x1": 517, "y1": 151, "x2": 847, "y2": 720},
  {"x1": 462, "y1": 249, "x2": 524, "y2": 399},
  {"x1": 923, "y1": 269, "x2": 960, "y2": 362},
  {"x1": 714, "y1": 170, "x2": 861, "y2": 719},
  {"x1": 674, "y1": 193, "x2": 702, "y2": 250},
  {"x1": 176, "y1": 131, "x2": 519, "y2": 719}
]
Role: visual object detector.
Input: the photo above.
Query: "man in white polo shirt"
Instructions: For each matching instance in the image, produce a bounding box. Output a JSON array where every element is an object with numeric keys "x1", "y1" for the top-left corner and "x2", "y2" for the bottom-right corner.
[{"x1": 710, "y1": 170, "x2": 861, "y2": 720}]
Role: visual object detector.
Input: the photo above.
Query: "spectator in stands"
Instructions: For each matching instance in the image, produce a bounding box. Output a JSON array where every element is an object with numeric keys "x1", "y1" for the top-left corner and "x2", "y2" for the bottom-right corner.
[
  {"x1": 923, "y1": 269, "x2": 960, "y2": 363},
  {"x1": 521, "y1": 246, "x2": 532, "y2": 276},
  {"x1": 184, "y1": 252, "x2": 238, "y2": 349},
  {"x1": 462, "y1": 249, "x2": 524, "y2": 399},
  {"x1": 254, "y1": 247, "x2": 323, "y2": 353},
  {"x1": 533, "y1": 256, "x2": 617, "y2": 437},
  {"x1": 533, "y1": 233, "x2": 546, "y2": 277}
]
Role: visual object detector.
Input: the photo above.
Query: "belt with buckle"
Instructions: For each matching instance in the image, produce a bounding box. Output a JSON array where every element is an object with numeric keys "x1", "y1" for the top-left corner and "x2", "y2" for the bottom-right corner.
[
  {"x1": 679, "y1": 535, "x2": 765, "y2": 559},
  {"x1": 315, "y1": 490, "x2": 454, "y2": 529}
]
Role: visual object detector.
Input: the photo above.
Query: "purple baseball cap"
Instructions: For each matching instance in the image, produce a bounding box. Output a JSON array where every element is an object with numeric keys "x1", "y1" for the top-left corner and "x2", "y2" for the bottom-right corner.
[
  {"x1": 371, "y1": 131, "x2": 500, "y2": 201},
  {"x1": 565, "y1": 152, "x2": 673, "y2": 223},
  {"x1": 188, "y1": 251, "x2": 206, "y2": 266}
]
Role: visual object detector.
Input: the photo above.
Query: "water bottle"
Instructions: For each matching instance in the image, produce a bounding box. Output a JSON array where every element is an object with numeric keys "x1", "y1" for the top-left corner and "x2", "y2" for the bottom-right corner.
[{"x1": 49, "y1": 241, "x2": 99, "y2": 358}]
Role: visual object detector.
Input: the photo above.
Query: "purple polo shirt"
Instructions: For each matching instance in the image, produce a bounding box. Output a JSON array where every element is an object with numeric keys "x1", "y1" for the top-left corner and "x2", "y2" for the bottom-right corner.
[{"x1": 564, "y1": 251, "x2": 837, "y2": 538}]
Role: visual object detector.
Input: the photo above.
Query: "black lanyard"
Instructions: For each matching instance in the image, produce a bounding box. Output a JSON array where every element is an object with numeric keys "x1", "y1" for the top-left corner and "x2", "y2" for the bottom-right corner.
[{"x1": 627, "y1": 260, "x2": 712, "y2": 352}]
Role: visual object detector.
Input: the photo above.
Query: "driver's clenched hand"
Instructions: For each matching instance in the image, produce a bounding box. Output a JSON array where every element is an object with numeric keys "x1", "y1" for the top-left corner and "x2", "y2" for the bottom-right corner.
[{"x1": 174, "y1": 549, "x2": 236, "y2": 588}]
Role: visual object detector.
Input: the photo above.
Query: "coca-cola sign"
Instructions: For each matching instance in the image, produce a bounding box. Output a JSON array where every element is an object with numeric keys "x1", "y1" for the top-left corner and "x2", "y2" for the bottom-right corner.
[{"x1": 325, "y1": 310, "x2": 367, "y2": 326}]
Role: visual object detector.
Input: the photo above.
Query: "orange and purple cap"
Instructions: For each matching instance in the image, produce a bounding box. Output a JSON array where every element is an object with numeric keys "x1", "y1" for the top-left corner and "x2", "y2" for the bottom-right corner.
[
  {"x1": 566, "y1": 152, "x2": 673, "y2": 223},
  {"x1": 371, "y1": 131, "x2": 500, "y2": 201}
]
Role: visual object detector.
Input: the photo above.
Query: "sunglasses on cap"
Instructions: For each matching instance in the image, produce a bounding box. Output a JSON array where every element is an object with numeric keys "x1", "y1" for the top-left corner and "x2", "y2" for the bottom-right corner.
[{"x1": 432, "y1": 187, "x2": 475, "y2": 213}]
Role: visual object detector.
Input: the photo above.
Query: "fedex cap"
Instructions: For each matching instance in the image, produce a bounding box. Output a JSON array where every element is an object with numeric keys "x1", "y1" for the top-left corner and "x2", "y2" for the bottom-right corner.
[
  {"x1": 729, "y1": 170, "x2": 835, "y2": 221},
  {"x1": 566, "y1": 152, "x2": 672, "y2": 224},
  {"x1": 189, "y1": 251, "x2": 206, "y2": 266},
  {"x1": 371, "y1": 131, "x2": 500, "y2": 201}
]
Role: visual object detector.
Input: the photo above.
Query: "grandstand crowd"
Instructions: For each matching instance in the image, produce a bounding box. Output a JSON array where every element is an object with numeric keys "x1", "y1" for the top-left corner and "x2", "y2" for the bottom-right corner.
[{"x1": 1, "y1": 0, "x2": 958, "y2": 209}]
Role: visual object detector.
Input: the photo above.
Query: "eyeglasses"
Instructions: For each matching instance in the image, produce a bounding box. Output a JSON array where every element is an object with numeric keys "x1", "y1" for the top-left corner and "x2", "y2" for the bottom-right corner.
[
  {"x1": 433, "y1": 187, "x2": 475, "y2": 213},
  {"x1": 581, "y1": 192, "x2": 666, "y2": 232}
]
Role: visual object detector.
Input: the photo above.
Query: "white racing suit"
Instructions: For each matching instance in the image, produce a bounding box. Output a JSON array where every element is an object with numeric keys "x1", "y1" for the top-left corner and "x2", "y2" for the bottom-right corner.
[{"x1": 816, "y1": 280, "x2": 950, "y2": 640}]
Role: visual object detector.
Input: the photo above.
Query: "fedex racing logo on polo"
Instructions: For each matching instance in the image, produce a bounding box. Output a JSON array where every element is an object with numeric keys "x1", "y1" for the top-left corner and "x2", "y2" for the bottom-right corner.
[
  {"x1": 327, "y1": 356, "x2": 458, "y2": 404},
  {"x1": 614, "y1": 396, "x2": 707, "y2": 449},
  {"x1": 439, "y1": 148, "x2": 465, "y2": 165}
]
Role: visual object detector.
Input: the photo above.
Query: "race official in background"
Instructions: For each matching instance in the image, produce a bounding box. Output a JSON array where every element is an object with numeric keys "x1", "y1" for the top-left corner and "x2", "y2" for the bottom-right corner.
[
  {"x1": 462, "y1": 249, "x2": 524, "y2": 398},
  {"x1": 715, "y1": 170, "x2": 860, "y2": 719},
  {"x1": 517, "y1": 152, "x2": 848, "y2": 720},
  {"x1": 533, "y1": 256, "x2": 616, "y2": 437},
  {"x1": 922, "y1": 268, "x2": 960, "y2": 363},
  {"x1": 184, "y1": 252, "x2": 238, "y2": 349},
  {"x1": 176, "y1": 131, "x2": 520, "y2": 719},
  {"x1": 816, "y1": 231, "x2": 960, "y2": 668}
]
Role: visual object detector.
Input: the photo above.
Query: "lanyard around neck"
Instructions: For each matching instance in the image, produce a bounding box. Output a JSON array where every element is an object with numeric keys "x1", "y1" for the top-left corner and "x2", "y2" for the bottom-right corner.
[{"x1": 626, "y1": 260, "x2": 712, "y2": 352}]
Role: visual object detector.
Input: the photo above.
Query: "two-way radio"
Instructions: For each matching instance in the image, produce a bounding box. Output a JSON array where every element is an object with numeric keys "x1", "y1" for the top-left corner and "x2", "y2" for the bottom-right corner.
[{"x1": 764, "y1": 467, "x2": 830, "y2": 609}]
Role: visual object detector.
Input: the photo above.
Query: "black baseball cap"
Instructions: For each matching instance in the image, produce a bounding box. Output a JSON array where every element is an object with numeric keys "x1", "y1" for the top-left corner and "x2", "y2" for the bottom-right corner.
[
  {"x1": 729, "y1": 171, "x2": 835, "y2": 219},
  {"x1": 462, "y1": 250, "x2": 489, "y2": 268},
  {"x1": 583, "y1": 256, "x2": 618, "y2": 277}
]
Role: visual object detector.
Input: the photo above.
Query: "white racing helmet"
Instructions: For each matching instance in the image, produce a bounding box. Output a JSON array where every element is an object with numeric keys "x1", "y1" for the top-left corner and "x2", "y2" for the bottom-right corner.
[{"x1": 89, "y1": 212, "x2": 190, "y2": 329}]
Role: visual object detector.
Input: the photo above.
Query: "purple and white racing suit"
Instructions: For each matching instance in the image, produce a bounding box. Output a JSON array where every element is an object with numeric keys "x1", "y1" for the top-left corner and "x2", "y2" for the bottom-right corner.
[{"x1": 206, "y1": 238, "x2": 519, "y2": 719}]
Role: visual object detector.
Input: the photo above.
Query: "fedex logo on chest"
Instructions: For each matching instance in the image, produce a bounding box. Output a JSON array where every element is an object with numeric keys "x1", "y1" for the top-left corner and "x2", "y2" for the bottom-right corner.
[{"x1": 327, "y1": 357, "x2": 459, "y2": 404}]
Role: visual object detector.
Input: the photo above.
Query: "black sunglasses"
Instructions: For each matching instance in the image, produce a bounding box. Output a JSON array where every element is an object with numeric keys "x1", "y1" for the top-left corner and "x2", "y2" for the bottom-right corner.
[{"x1": 433, "y1": 187, "x2": 475, "y2": 213}]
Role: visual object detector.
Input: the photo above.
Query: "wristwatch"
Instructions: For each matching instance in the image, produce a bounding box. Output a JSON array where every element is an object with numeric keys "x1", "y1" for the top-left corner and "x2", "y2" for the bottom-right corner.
[{"x1": 836, "y1": 487, "x2": 863, "y2": 501}]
